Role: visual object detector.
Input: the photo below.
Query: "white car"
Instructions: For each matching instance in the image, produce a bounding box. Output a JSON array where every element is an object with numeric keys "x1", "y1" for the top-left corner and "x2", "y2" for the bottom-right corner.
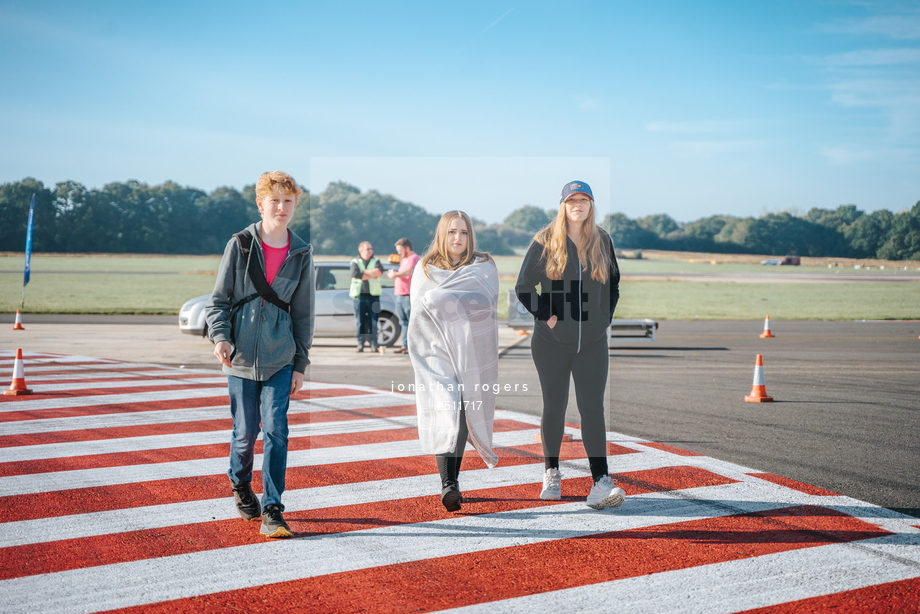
[{"x1": 179, "y1": 261, "x2": 402, "y2": 347}]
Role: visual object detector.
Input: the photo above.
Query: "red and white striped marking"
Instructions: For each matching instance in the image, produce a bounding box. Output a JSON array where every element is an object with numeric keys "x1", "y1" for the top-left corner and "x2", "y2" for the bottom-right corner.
[{"x1": 0, "y1": 350, "x2": 917, "y2": 613}]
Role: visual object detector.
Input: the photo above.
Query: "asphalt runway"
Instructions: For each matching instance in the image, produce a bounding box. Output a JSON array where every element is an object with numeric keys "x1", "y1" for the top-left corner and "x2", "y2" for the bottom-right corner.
[{"x1": 2, "y1": 317, "x2": 918, "y2": 518}]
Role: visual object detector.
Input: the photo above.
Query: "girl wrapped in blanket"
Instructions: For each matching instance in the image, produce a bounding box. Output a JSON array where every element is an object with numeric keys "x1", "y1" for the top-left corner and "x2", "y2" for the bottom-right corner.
[{"x1": 408, "y1": 211, "x2": 500, "y2": 512}]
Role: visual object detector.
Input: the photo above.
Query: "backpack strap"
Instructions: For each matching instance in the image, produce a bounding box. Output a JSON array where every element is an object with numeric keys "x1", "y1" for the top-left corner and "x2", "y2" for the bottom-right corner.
[{"x1": 230, "y1": 230, "x2": 291, "y2": 314}]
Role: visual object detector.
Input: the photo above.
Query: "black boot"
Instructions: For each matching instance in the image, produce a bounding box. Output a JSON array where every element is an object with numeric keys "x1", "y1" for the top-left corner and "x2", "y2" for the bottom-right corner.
[
  {"x1": 440, "y1": 483, "x2": 462, "y2": 512},
  {"x1": 436, "y1": 455, "x2": 462, "y2": 512}
]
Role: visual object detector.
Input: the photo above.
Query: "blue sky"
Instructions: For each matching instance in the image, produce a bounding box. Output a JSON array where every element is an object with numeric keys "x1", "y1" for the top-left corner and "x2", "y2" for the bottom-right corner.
[{"x1": 1, "y1": 0, "x2": 918, "y2": 224}]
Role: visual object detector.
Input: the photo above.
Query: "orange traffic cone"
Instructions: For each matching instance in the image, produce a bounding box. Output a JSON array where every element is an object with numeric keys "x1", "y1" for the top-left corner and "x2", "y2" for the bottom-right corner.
[
  {"x1": 12, "y1": 310, "x2": 24, "y2": 330},
  {"x1": 744, "y1": 354, "x2": 773, "y2": 403},
  {"x1": 4, "y1": 348, "x2": 33, "y2": 395},
  {"x1": 759, "y1": 315, "x2": 775, "y2": 338}
]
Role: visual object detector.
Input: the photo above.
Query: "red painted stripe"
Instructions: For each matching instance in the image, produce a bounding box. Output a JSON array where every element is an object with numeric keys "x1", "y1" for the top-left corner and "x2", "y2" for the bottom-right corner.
[
  {"x1": 637, "y1": 442, "x2": 703, "y2": 456},
  {"x1": 0, "y1": 383, "x2": 226, "y2": 406},
  {"x1": 291, "y1": 388, "x2": 374, "y2": 400},
  {"x1": 0, "y1": 420, "x2": 535, "y2": 477},
  {"x1": 738, "y1": 576, "x2": 920, "y2": 613},
  {"x1": 1, "y1": 441, "x2": 635, "y2": 522},
  {"x1": 0, "y1": 395, "x2": 230, "y2": 423},
  {"x1": 0, "y1": 418, "x2": 236, "y2": 448},
  {"x1": 0, "y1": 406, "x2": 420, "y2": 448},
  {"x1": 105, "y1": 504, "x2": 888, "y2": 614},
  {"x1": 1, "y1": 465, "x2": 735, "y2": 580},
  {"x1": 3, "y1": 360, "x2": 117, "y2": 367},
  {"x1": 749, "y1": 473, "x2": 840, "y2": 496}
]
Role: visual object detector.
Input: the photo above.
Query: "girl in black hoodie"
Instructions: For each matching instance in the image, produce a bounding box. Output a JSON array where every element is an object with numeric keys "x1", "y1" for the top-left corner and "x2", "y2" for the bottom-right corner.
[{"x1": 514, "y1": 180, "x2": 626, "y2": 510}]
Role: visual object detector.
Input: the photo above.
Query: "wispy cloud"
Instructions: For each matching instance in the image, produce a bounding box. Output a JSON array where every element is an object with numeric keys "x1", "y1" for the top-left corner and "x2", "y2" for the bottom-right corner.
[
  {"x1": 831, "y1": 76, "x2": 920, "y2": 136},
  {"x1": 645, "y1": 120, "x2": 744, "y2": 134},
  {"x1": 818, "y1": 8, "x2": 920, "y2": 139},
  {"x1": 818, "y1": 14, "x2": 920, "y2": 39},
  {"x1": 670, "y1": 140, "x2": 765, "y2": 157},
  {"x1": 484, "y1": 8, "x2": 514, "y2": 32},
  {"x1": 455, "y1": 8, "x2": 515, "y2": 55},
  {"x1": 824, "y1": 47, "x2": 920, "y2": 66},
  {"x1": 578, "y1": 97, "x2": 599, "y2": 110},
  {"x1": 821, "y1": 145, "x2": 875, "y2": 165}
]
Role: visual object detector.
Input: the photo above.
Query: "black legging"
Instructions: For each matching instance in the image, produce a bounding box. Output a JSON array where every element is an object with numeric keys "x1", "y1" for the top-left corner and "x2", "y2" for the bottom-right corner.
[
  {"x1": 531, "y1": 333, "x2": 609, "y2": 480},
  {"x1": 435, "y1": 407, "x2": 469, "y2": 488}
]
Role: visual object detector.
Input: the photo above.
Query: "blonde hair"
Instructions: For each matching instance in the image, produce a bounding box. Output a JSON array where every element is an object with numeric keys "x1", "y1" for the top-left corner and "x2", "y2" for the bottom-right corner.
[
  {"x1": 534, "y1": 197, "x2": 612, "y2": 283},
  {"x1": 255, "y1": 171, "x2": 303, "y2": 205},
  {"x1": 420, "y1": 211, "x2": 493, "y2": 279}
]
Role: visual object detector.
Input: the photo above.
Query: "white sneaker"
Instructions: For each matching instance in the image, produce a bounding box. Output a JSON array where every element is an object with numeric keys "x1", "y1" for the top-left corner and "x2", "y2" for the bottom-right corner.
[
  {"x1": 540, "y1": 468, "x2": 562, "y2": 501},
  {"x1": 586, "y1": 475, "x2": 625, "y2": 509}
]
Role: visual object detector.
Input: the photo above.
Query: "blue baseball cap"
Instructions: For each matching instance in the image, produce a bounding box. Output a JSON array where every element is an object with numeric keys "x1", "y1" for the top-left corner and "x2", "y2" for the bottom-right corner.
[{"x1": 560, "y1": 180, "x2": 593, "y2": 204}]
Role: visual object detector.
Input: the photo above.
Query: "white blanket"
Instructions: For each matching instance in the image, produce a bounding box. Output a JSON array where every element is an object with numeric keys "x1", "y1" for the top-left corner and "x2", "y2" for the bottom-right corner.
[{"x1": 408, "y1": 258, "x2": 500, "y2": 467}]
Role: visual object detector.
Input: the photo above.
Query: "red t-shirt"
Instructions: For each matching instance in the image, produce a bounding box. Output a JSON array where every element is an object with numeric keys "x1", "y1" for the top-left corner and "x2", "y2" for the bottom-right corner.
[{"x1": 262, "y1": 241, "x2": 289, "y2": 286}]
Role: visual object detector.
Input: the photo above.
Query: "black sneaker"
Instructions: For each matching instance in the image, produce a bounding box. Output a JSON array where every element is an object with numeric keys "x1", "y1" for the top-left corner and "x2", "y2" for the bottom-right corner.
[
  {"x1": 440, "y1": 484, "x2": 462, "y2": 513},
  {"x1": 231, "y1": 481, "x2": 261, "y2": 521},
  {"x1": 260, "y1": 504, "x2": 293, "y2": 538}
]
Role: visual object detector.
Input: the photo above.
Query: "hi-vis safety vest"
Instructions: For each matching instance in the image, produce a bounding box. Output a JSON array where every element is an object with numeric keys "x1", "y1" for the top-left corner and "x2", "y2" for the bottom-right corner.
[{"x1": 349, "y1": 257, "x2": 382, "y2": 298}]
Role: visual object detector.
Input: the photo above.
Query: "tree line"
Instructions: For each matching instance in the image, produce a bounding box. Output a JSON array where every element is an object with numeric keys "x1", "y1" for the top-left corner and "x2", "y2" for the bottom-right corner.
[
  {"x1": 500, "y1": 203, "x2": 920, "y2": 261},
  {"x1": 2, "y1": 176, "x2": 918, "y2": 260}
]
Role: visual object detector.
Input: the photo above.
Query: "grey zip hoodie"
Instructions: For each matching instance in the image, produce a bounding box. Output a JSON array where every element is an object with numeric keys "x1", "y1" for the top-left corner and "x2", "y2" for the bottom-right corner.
[{"x1": 205, "y1": 221, "x2": 315, "y2": 380}]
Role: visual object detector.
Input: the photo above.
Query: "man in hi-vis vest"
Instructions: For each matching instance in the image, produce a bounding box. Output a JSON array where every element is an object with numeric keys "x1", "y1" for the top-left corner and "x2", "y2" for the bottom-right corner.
[{"x1": 350, "y1": 241, "x2": 385, "y2": 353}]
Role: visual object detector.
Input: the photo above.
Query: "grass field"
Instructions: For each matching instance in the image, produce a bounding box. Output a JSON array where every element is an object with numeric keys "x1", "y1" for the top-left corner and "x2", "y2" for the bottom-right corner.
[{"x1": 2, "y1": 253, "x2": 918, "y2": 319}]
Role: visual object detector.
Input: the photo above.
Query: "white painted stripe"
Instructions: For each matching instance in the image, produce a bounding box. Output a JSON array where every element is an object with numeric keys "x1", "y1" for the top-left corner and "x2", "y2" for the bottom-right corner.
[
  {"x1": 439, "y1": 534, "x2": 920, "y2": 614},
  {"x1": 19, "y1": 376, "x2": 226, "y2": 394},
  {"x1": 0, "y1": 353, "x2": 78, "y2": 360},
  {"x1": 2, "y1": 479, "x2": 896, "y2": 614},
  {"x1": 2, "y1": 355, "x2": 118, "y2": 363},
  {"x1": 0, "y1": 386, "x2": 231, "y2": 414},
  {"x1": 2, "y1": 415, "x2": 423, "y2": 462},
  {"x1": 0, "y1": 387, "x2": 410, "y2": 415},
  {"x1": 18, "y1": 372, "x2": 189, "y2": 383},
  {"x1": 3, "y1": 409, "x2": 546, "y2": 462},
  {"x1": 289, "y1": 392, "x2": 416, "y2": 411},
  {"x1": 0, "y1": 406, "x2": 548, "y2": 463},
  {"x1": 0, "y1": 365, "x2": 203, "y2": 375},
  {"x1": 0, "y1": 428, "x2": 540, "y2": 495},
  {"x1": 0, "y1": 393, "x2": 414, "y2": 437},
  {"x1": 0, "y1": 405, "x2": 232, "y2": 436}
]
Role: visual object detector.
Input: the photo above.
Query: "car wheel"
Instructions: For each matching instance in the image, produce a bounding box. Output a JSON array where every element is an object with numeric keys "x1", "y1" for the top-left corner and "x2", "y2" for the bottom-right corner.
[{"x1": 377, "y1": 312, "x2": 401, "y2": 347}]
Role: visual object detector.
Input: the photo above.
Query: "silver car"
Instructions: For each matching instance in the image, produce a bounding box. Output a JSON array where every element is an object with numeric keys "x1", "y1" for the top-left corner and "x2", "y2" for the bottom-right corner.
[{"x1": 179, "y1": 261, "x2": 402, "y2": 347}]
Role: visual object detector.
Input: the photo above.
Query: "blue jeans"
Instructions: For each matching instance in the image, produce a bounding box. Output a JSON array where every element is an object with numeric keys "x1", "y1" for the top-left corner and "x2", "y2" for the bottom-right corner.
[
  {"x1": 354, "y1": 294, "x2": 380, "y2": 348},
  {"x1": 395, "y1": 295, "x2": 411, "y2": 349},
  {"x1": 227, "y1": 364, "x2": 293, "y2": 508}
]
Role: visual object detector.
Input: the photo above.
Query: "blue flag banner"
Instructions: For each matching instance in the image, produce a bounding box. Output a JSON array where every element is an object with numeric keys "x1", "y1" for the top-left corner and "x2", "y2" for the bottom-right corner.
[{"x1": 24, "y1": 193, "x2": 35, "y2": 287}]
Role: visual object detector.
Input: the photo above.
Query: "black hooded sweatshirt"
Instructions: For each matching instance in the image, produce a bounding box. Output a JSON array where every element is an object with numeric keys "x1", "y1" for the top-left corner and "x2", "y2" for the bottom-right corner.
[{"x1": 514, "y1": 229, "x2": 620, "y2": 352}]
